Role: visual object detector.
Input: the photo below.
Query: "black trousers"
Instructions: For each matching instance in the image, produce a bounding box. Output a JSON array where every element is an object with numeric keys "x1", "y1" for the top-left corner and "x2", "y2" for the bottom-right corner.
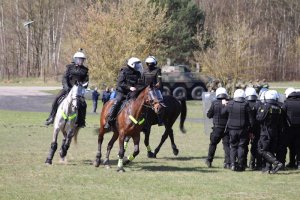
[
  {"x1": 288, "y1": 127, "x2": 300, "y2": 164},
  {"x1": 250, "y1": 131, "x2": 262, "y2": 167},
  {"x1": 207, "y1": 127, "x2": 230, "y2": 164},
  {"x1": 258, "y1": 134, "x2": 278, "y2": 167},
  {"x1": 229, "y1": 129, "x2": 249, "y2": 167}
]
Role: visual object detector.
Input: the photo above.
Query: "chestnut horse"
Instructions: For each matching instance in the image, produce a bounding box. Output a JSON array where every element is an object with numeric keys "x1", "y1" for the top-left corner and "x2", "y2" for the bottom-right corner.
[{"x1": 94, "y1": 86, "x2": 163, "y2": 172}]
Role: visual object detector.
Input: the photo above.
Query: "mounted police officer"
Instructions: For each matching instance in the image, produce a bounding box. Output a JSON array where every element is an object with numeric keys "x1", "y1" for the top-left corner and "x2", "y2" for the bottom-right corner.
[
  {"x1": 245, "y1": 87, "x2": 262, "y2": 170},
  {"x1": 205, "y1": 87, "x2": 230, "y2": 169},
  {"x1": 104, "y1": 57, "x2": 144, "y2": 129},
  {"x1": 143, "y1": 56, "x2": 166, "y2": 125},
  {"x1": 222, "y1": 89, "x2": 254, "y2": 171},
  {"x1": 281, "y1": 88, "x2": 300, "y2": 169},
  {"x1": 45, "y1": 49, "x2": 89, "y2": 127},
  {"x1": 256, "y1": 90, "x2": 284, "y2": 173}
]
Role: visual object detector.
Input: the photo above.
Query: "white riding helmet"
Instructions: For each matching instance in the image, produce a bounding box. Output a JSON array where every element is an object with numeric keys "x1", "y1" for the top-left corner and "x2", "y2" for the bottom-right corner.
[
  {"x1": 73, "y1": 51, "x2": 86, "y2": 59},
  {"x1": 258, "y1": 87, "x2": 268, "y2": 97},
  {"x1": 73, "y1": 51, "x2": 86, "y2": 66},
  {"x1": 145, "y1": 56, "x2": 157, "y2": 65},
  {"x1": 127, "y1": 57, "x2": 143, "y2": 74},
  {"x1": 265, "y1": 90, "x2": 278, "y2": 101},
  {"x1": 259, "y1": 91, "x2": 266, "y2": 102},
  {"x1": 245, "y1": 87, "x2": 257, "y2": 97},
  {"x1": 284, "y1": 87, "x2": 296, "y2": 98},
  {"x1": 245, "y1": 87, "x2": 258, "y2": 101},
  {"x1": 216, "y1": 87, "x2": 228, "y2": 99},
  {"x1": 234, "y1": 89, "x2": 245, "y2": 99}
]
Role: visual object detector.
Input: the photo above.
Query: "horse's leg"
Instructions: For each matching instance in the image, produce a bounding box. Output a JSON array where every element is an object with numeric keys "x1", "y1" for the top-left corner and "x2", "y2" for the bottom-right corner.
[
  {"x1": 58, "y1": 131, "x2": 67, "y2": 162},
  {"x1": 154, "y1": 127, "x2": 169, "y2": 158},
  {"x1": 124, "y1": 136, "x2": 131, "y2": 151},
  {"x1": 117, "y1": 134, "x2": 126, "y2": 172},
  {"x1": 103, "y1": 130, "x2": 119, "y2": 168},
  {"x1": 124, "y1": 133, "x2": 140, "y2": 165},
  {"x1": 168, "y1": 128, "x2": 179, "y2": 156},
  {"x1": 94, "y1": 127, "x2": 105, "y2": 167},
  {"x1": 60, "y1": 128, "x2": 74, "y2": 159},
  {"x1": 179, "y1": 99, "x2": 187, "y2": 133},
  {"x1": 45, "y1": 127, "x2": 60, "y2": 165},
  {"x1": 144, "y1": 127, "x2": 155, "y2": 158}
]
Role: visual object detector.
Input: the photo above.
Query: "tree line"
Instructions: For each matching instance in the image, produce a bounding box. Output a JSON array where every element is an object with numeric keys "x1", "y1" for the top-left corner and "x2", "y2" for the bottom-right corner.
[{"x1": 0, "y1": 0, "x2": 299, "y2": 85}]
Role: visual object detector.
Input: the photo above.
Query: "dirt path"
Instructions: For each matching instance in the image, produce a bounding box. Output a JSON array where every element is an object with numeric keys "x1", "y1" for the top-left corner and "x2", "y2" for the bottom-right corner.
[{"x1": 0, "y1": 86, "x2": 60, "y2": 112}]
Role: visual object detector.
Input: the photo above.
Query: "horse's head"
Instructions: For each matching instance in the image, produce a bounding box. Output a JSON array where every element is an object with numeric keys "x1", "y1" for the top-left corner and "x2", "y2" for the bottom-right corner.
[
  {"x1": 68, "y1": 82, "x2": 86, "y2": 109},
  {"x1": 146, "y1": 86, "x2": 164, "y2": 114}
]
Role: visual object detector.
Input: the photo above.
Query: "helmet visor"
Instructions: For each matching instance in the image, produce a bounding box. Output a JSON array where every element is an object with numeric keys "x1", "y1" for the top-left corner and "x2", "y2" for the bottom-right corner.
[
  {"x1": 134, "y1": 62, "x2": 143, "y2": 74},
  {"x1": 74, "y1": 57, "x2": 85, "y2": 66}
]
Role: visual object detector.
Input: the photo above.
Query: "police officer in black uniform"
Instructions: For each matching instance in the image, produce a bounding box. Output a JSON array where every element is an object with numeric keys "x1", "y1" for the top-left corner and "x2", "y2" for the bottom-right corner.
[
  {"x1": 104, "y1": 57, "x2": 144, "y2": 129},
  {"x1": 256, "y1": 90, "x2": 284, "y2": 173},
  {"x1": 245, "y1": 87, "x2": 262, "y2": 170},
  {"x1": 144, "y1": 56, "x2": 162, "y2": 90},
  {"x1": 222, "y1": 89, "x2": 254, "y2": 171},
  {"x1": 45, "y1": 49, "x2": 89, "y2": 127},
  {"x1": 281, "y1": 88, "x2": 300, "y2": 169},
  {"x1": 143, "y1": 56, "x2": 166, "y2": 125},
  {"x1": 205, "y1": 87, "x2": 230, "y2": 168}
]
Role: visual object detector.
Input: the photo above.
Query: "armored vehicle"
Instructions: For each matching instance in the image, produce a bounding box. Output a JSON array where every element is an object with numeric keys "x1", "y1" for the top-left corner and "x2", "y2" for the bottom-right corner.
[{"x1": 161, "y1": 65, "x2": 208, "y2": 100}]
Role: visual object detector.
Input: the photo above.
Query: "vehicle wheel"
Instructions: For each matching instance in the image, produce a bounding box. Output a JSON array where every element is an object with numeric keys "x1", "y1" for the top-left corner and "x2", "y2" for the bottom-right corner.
[
  {"x1": 162, "y1": 86, "x2": 171, "y2": 96},
  {"x1": 172, "y1": 87, "x2": 187, "y2": 99},
  {"x1": 191, "y1": 86, "x2": 204, "y2": 100}
]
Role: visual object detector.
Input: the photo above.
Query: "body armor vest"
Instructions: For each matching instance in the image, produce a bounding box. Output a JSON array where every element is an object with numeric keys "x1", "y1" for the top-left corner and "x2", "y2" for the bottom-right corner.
[
  {"x1": 63, "y1": 64, "x2": 89, "y2": 90},
  {"x1": 144, "y1": 68, "x2": 160, "y2": 86},
  {"x1": 284, "y1": 94, "x2": 300, "y2": 126},
  {"x1": 117, "y1": 67, "x2": 141, "y2": 93},
  {"x1": 227, "y1": 101, "x2": 249, "y2": 129},
  {"x1": 212, "y1": 100, "x2": 228, "y2": 128},
  {"x1": 257, "y1": 103, "x2": 282, "y2": 136}
]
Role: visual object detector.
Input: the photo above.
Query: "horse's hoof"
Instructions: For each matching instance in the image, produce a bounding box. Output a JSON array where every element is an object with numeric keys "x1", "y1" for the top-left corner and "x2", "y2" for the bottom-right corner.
[
  {"x1": 45, "y1": 159, "x2": 52, "y2": 165},
  {"x1": 117, "y1": 167, "x2": 125, "y2": 172},
  {"x1": 180, "y1": 127, "x2": 186, "y2": 134},
  {"x1": 105, "y1": 165, "x2": 111, "y2": 169},
  {"x1": 124, "y1": 159, "x2": 131, "y2": 166},
  {"x1": 59, "y1": 158, "x2": 67, "y2": 164},
  {"x1": 94, "y1": 160, "x2": 101, "y2": 167},
  {"x1": 147, "y1": 152, "x2": 155, "y2": 158},
  {"x1": 103, "y1": 159, "x2": 109, "y2": 166},
  {"x1": 173, "y1": 148, "x2": 179, "y2": 156}
]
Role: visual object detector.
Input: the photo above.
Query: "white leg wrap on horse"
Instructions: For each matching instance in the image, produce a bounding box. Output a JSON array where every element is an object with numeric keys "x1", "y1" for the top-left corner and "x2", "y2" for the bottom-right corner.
[{"x1": 118, "y1": 158, "x2": 123, "y2": 168}]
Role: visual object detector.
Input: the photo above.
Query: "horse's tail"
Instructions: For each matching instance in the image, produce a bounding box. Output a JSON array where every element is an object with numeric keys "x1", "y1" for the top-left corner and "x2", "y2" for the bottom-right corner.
[
  {"x1": 73, "y1": 128, "x2": 80, "y2": 144},
  {"x1": 178, "y1": 98, "x2": 187, "y2": 133}
]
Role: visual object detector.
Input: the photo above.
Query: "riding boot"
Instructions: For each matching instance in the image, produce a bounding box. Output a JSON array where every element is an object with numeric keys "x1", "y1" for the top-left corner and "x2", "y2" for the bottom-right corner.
[
  {"x1": 104, "y1": 101, "x2": 121, "y2": 129},
  {"x1": 45, "y1": 105, "x2": 58, "y2": 126}
]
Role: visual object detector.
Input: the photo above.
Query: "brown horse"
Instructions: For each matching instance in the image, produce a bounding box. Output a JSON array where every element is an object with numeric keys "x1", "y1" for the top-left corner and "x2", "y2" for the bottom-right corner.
[{"x1": 94, "y1": 86, "x2": 163, "y2": 172}]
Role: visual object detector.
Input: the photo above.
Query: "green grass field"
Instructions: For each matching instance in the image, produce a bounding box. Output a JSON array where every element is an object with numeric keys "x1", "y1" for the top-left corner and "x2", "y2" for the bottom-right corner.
[{"x1": 1, "y1": 101, "x2": 299, "y2": 200}]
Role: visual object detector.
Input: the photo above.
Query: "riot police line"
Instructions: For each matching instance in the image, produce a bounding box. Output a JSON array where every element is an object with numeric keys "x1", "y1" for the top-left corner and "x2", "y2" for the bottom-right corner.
[{"x1": 202, "y1": 87, "x2": 300, "y2": 173}]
